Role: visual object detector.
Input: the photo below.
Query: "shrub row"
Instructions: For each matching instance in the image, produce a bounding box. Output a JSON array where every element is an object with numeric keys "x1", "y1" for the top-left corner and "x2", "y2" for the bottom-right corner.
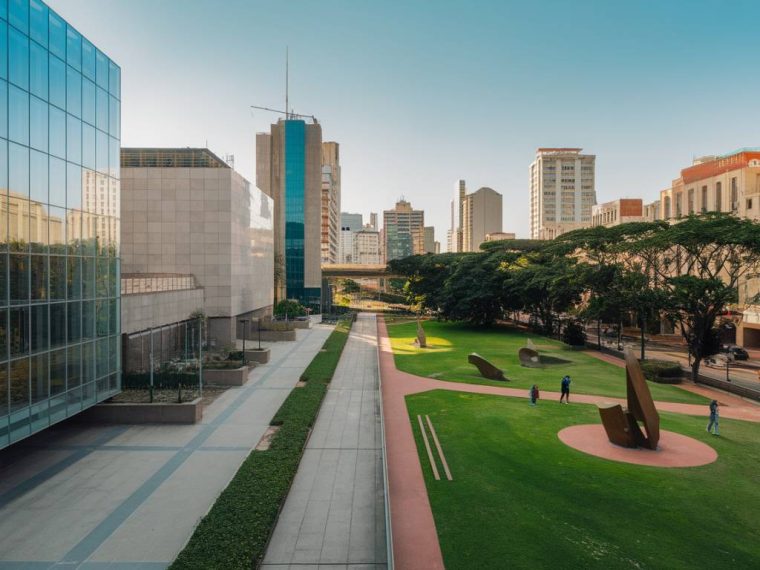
[
  {"x1": 640, "y1": 359, "x2": 683, "y2": 384},
  {"x1": 170, "y1": 319, "x2": 352, "y2": 570}
]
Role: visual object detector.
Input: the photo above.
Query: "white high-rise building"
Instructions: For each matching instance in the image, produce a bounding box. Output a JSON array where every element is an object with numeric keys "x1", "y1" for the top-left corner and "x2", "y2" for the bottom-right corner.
[
  {"x1": 353, "y1": 229, "x2": 382, "y2": 264},
  {"x1": 529, "y1": 148, "x2": 596, "y2": 240},
  {"x1": 448, "y1": 179, "x2": 466, "y2": 252}
]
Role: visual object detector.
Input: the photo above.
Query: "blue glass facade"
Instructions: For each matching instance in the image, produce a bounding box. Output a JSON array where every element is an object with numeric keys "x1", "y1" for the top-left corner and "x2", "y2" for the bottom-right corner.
[
  {"x1": 284, "y1": 120, "x2": 305, "y2": 301},
  {"x1": 0, "y1": 0, "x2": 121, "y2": 450}
]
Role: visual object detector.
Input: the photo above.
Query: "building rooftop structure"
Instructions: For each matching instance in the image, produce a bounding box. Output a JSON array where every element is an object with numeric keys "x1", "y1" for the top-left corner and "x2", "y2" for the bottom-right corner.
[{"x1": 121, "y1": 148, "x2": 230, "y2": 168}]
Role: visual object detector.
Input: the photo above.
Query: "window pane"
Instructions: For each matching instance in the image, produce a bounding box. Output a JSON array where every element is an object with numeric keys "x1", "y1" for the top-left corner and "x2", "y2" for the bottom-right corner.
[
  {"x1": 48, "y1": 10, "x2": 65, "y2": 59},
  {"x1": 50, "y1": 348, "x2": 65, "y2": 394},
  {"x1": 66, "y1": 207, "x2": 80, "y2": 254},
  {"x1": 82, "y1": 341, "x2": 94, "y2": 384},
  {"x1": 0, "y1": 79, "x2": 7, "y2": 139},
  {"x1": 96, "y1": 337, "x2": 107, "y2": 377},
  {"x1": 50, "y1": 302, "x2": 65, "y2": 346},
  {"x1": 49, "y1": 256, "x2": 65, "y2": 301},
  {"x1": 82, "y1": 300, "x2": 94, "y2": 340},
  {"x1": 29, "y1": 41, "x2": 47, "y2": 100},
  {"x1": 109, "y1": 137, "x2": 119, "y2": 179},
  {"x1": 66, "y1": 66, "x2": 81, "y2": 118},
  {"x1": 29, "y1": 149, "x2": 47, "y2": 203},
  {"x1": 108, "y1": 60, "x2": 120, "y2": 97},
  {"x1": 9, "y1": 142, "x2": 29, "y2": 198},
  {"x1": 66, "y1": 162, "x2": 81, "y2": 210},
  {"x1": 82, "y1": 123, "x2": 95, "y2": 169},
  {"x1": 81, "y1": 211, "x2": 94, "y2": 255},
  {"x1": 66, "y1": 26, "x2": 81, "y2": 71},
  {"x1": 48, "y1": 53, "x2": 65, "y2": 109},
  {"x1": 30, "y1": 254, "x2": 46, "y2": 300},
  {"x1": 96, "y1": 129, "x2": 108, "y2": 175},
  {"x1": 30, "y1": 352, "x2": 47, "y2": 403},
  {"x1": 29, "y1": 96, "x2": 48, "y2": 152},
  {"x1": 96, "y1": 257, "x2": 108, "y2": 298},
  {"x1": 30, "y1": 199, "x2": 48, "y2": 252},
  {"x1": 82, "y1": 78, "x2": 95, "y2": 126},
  {"x1": 8, "y1": 27, "x2": 28, "y2": 90},
  {"x1": 48, "y1": 205, "x2": 64, "y2": 253},
  {"x1": 66, "y1": 256, "x2": 80, "y2": 300},
  {"x1": 66, "y1": 114, "x2": 81, "y2": 164},
  {"x1": 67, "y1": 343, "x2": 80, "y2": 387},
  {"x1": 49, "y1": 157, "x2": 65, "y2": 207},
  {"x1": 109, "y1": 298, "x2": 118, "y2": 335},
  {"x1": 9, "y1": 0, "x2": 28, "y2": 35},
  {"x1": 9, "y1": 305, "x2": 29, "y2": 355},
  {"x1": 67, "y1": 300, "x2": 80, "y2": 342},
  {"x1": 10, "y1": 357, "x2": 29, "y2": 411},
  {"x1": 108, "y1": 97, "x2": 119, "y2": 139},
  {"x1": 82, "y1": 38, "x2": 95, "y2": 80},
  {"x1": 0, "y1": 309, "x2": 7, "y2": 362},
  {"x1": 0, "y1": 22, "x2": 7, "y2": 80},
  {"x1": 30, "y1": 303, "x2": 47, "y2": 353},
  {"x1": 9, "y1": 85, "x2": 29, "y2": 145},
  {"x1": 82, "y1": 256, "x2": 95, "y2": 298},
  {"x1": 29, "y1": 0, "x2": 47, "y2": 47},
  {"x1": 0, "y1": 254, "x2": 7, "y2": 305},
  {"x1": 96, "y1": 87, "x2": 108, "y2": 132},
  {"x1": 96, "y1": 50, "x2": 108, "y2": 90}
]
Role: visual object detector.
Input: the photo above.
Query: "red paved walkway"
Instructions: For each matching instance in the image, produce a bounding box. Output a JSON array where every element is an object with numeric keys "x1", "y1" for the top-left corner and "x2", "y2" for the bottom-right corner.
[{"x1": 377, "y1": 318, "x2": 760, "y2": 570}]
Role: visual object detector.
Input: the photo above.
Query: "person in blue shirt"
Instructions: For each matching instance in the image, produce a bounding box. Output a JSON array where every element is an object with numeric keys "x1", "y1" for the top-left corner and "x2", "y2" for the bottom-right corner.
[
  {"x1": 560, "y1": 375, "x2": 571, "y2": 404},
  {"x1": 707, "y1": 400, "x2": 720, "y2": 435}
]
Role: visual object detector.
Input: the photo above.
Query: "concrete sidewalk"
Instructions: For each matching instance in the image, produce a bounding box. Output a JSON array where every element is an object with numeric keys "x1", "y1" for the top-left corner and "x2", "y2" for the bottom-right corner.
[
  {"x1": 261, "y1": 313, "x2": 388, "y2": 570},
  {"x1": 0, "y1": 325, "x2": 332, "y2": 569}
]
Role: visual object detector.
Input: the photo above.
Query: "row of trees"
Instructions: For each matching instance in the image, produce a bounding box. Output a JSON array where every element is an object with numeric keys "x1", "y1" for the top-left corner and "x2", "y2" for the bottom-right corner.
[{"x1": 388, "y1": 214, "x2": 760, "y2": 381}]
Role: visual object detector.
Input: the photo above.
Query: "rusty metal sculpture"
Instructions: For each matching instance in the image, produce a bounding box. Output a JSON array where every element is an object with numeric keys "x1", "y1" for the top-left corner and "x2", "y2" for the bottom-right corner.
[
  {"x1": 598, "y1": 350, "x2": 660, "y2": 449},
  {"x1": 519, "y1": 339, "x2": 541, "y2": 368},
  {"x1": 468, "y1": 353, "x2": 508, "y2": 381},
  {"x1": 415, "y1": 318, "x2": 427, "y2": 348}
]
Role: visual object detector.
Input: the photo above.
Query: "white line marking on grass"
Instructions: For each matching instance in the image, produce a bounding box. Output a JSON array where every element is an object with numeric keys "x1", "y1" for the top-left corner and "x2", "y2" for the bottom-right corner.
[
  {"x1": 426, "y1": 415, "x2": 453, "y2": 481},
  {"x1": 417, "y1": 414, "x2": 440, "y2": 480}
]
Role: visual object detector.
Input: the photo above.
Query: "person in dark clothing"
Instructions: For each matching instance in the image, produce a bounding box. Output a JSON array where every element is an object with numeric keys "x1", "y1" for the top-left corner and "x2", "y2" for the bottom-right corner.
[
  {"x1": 529, "y1": 384, "x2": 539, "y2": 406},
  {"x1": 707, "y1": 400, "x2": 720, "y2": 435},
  {"x1": 560, "y1": 375, "x2": 571, "y2": 403}
]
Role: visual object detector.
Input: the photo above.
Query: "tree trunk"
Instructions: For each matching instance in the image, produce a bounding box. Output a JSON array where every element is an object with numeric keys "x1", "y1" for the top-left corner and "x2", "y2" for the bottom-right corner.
[
  {"x1": 617, "y1": 320, "x2": 622, "y2": 351},
  {"x1": 597, "y1": 319, "x2": 602, "y2": 351},
  {"x1": 691, "y1": 357, "x2": 702, "y2": 383}
]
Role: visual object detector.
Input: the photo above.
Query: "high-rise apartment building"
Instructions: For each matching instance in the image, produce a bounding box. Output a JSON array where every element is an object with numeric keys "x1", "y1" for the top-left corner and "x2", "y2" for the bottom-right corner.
[
  {"x1": 256, "y1": 119, "x2": 322, "y2": 307},
  {"x1": 424, "y1": 226, "x2": 436, "y2": 253},
  {"x1": 368, "y1": 212, "x2": 378, "y2": 231},
  {"x1": 462, "y1": 187, "x2": 502, "y2": 251},
  {"x1": 1, "y1": 0, "x2": 121, "y2": 449},
  {"x1": 383, "y1": 199, "x2": 424, "y2": 262},
  {"x1": 448, "y1": 179, "x2": 466, "y2": 252},
  {"x1": 320, "y1": 142, "x2": 340, "y2": 264},
  {"x1": 353, "y1": 228, "x2": 381, "y2": 264},
  {"x1": 338, "y1": 212, "x2": 362, "y2": 263},
  {"x1": 530, "y1": 148, "x2": 596, "y2": 240}
]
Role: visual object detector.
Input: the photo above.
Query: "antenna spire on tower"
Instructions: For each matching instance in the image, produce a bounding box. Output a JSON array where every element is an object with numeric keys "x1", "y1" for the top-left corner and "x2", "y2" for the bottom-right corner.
[{"x1": 285, "y1": 47, "x2": 289, "y2": 120}]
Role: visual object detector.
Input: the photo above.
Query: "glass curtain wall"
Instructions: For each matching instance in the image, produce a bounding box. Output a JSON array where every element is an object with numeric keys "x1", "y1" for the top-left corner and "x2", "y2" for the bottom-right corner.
[{"x1": 0, "y1": 0, "x2": 121, "y2": 449}]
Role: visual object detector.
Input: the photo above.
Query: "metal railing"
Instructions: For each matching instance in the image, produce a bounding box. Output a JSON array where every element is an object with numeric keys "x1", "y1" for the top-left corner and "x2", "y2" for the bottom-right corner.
[{"x1": 121, "y1": 273, "x2": 198, "y2": 295}]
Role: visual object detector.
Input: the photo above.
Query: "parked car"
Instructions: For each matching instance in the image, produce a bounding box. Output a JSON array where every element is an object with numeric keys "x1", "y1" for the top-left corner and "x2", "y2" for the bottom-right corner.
[{"x1": 722, "y1": 344, "x2": 749, "y2": 360}]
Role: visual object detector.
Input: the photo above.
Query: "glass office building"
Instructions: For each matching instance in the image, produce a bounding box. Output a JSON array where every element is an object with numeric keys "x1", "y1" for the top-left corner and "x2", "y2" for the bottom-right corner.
[{"x1": 0, "y1": 0, "x2": 121, "y2": 449}]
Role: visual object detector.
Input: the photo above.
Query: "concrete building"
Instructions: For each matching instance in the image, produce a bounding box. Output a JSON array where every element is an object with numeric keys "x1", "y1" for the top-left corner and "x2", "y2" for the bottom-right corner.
[
  {"x1": 383, "y1": 199, "x2": 424, "y2": 262},
  {"x1": 1, "y1": 0, "x2": 121, "y2": 450},
  {"x1": 530, "y1": 148, "x2": 596, "y2": 240},
  {"x1": 424, "y1": 226, "x2": 436, "y2": 253},
  {"x1": 320, "y1": 142, "x2": 340, "y2": 264},
  {"x1": 485, "y1": 232, "x2": 516, "y2": 242},
  {"x1": 368, "y1": 212, "x2": 378, "y2": 231},
  {"x1": 448, "y1": 179, "x2": 466, "y2": 252},
  {"x1": 353, "y1": 229, "x2": 382, "y2": 264},
  {"x1": 643, "y1": 200, "x2": 660, "y2": 221},
  {"x1": 462, "y1": 187, "x2": 503, "y2": 251},
  {"x1": 340, "y1": 212, "x2": 363, "y2": 231},
  {"x1": 256, "y1": 119, "x2": 322, "y2": 307},
  {"x1": 591, "y1": 198, "x2": 645, "y2": 228},
  {"x1": 434, "y1": 241, "x2": 441, "y2": 254},
  {"x1": 338, "y1": 212, "x2": 362, "y2": 263},
  {"x1": 121, "y1": 148, "x2": 274, "y2": 347}
]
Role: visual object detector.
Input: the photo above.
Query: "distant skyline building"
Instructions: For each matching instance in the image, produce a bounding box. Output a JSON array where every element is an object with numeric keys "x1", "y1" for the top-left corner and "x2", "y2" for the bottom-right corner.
[
  {"x1": 448, "y1": 179, "x2": 466, "y2": 252},
  {"x1": 424, "y1": 226, "x2": 436, "y2": 253},
  {"x1": 462, "y1": 187, "x2": 503, "y2": 251},
  {"x1": 485, "y1": 232, "x2": 516, "y2": 242},
  {"x1": 368, "y1": 212, "x2": 378, "y2": 231},
  {"x1": 1, "y1": 0, "x2": 121, "y2": 449},
  {"x1": 591, "y1": 198, "x2": 644, "y2": 228},
  {"x1": 530, "y1": 148, "x2": 596, "y2": 240},
  {"x1": 320, "y1": 142, "x2": 341, "y2": 264},
  {"x1": 256, "y1": 119, "x2": 322, "y2": 306},
  {"x1": 340, "y1": 212, "x2": 363, "y2": 231},
  {"x1": 353, "y1": 228, "x2": 382, "y2": 264},
  {"x1": 383, "y1": 199, "x2": 424, "y2": 262}
]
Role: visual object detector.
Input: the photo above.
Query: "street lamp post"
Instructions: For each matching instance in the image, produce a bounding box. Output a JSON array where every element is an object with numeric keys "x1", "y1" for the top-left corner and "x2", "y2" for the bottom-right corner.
[
  {"x1": 239, "y1": 319, "x2": 248, "y2": 366},
  {"x1": 198, "y1": 315, "x2": 204, "y2": 400}
]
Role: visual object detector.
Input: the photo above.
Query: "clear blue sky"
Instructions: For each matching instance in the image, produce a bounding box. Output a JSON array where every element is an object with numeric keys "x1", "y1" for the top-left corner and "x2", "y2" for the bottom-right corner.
[{"x1": 48, "y1": 0, "x2": 760, "y2": 243}]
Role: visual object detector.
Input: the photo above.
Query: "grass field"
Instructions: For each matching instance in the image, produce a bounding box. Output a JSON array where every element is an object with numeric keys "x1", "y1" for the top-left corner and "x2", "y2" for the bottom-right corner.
[
  {"x1": 387, "y1": 320, "x2": 707, "y2": 404},
  {"x1": 408, "y1": 389, "x2": 760, "y2": 569}
]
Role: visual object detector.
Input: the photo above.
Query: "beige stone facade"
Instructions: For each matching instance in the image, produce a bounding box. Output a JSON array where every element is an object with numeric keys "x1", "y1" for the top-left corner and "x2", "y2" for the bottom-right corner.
[
  {"x1": 121, "y1": 148, "x2": 274, "y2": 346},
  {"x1": 353, "y1": 229, "x2": 382, "y2": 264},
  {"x1": 530, "y1": 148, "x2": 596, "y2": 240},
  {"x1": 591, "y1": 198, "x2": 644, "y2": 228},
  {"x1": 462, "y1": 187, "x2": 503, "y2": 251},
  {"x1": 383, "y1": 199, "x2": 424, "y2": 262},
  {"x1": 321, "y1": 142, "x2": 341, "y2": 264}
]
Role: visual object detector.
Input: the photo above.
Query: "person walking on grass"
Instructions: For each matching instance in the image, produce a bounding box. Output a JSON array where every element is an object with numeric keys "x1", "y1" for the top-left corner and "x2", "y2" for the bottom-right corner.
[
  {"x1": 560, "y1": 375, "x2": 571, "y2": 404},
  {"x1": 707, "y1": 400, "x2": 720, "y2": 435},
  {"x1": 529, "y1": 384, "x2": 539, "y2": 406}
]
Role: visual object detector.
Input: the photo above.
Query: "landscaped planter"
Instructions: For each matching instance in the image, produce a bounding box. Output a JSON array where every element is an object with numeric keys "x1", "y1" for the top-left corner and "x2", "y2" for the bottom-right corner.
[
  {"x1": 258, "y1": 330, "x2": 296, "y2": 342},
  {"x1": 80, "y1": 398, "x2": 203, "y2": 424},
  {"x1": 293, "y1": 319, "x2": 311, "y2": 329},
  {"x1": 244, "y1": 348, "x2": 271, "y2": 364},
  {"x1": 204, "y1": 366, "x2": 251, "y2": 386}
]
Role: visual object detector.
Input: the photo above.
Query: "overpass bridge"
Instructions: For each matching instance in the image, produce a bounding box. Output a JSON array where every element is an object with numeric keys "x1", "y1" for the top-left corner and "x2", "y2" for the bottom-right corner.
[{"x1": 321, "y1": 263, "x2": 401, "y2": 279}]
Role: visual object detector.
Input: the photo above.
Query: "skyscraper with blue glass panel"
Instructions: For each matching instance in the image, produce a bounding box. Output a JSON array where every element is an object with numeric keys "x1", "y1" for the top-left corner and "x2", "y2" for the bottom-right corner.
[{"x1": 1, "y1": 0, "x2": 121, "y2": 450}]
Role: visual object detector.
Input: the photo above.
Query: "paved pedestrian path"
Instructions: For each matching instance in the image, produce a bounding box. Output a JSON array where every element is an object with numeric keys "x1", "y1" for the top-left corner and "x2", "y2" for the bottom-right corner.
[
  {"x1": 0, "y1": 325, "x2": 332, "y2": 570},
  {"x1": 262, "y1": 313, "x2": 388, "y2": 570}
]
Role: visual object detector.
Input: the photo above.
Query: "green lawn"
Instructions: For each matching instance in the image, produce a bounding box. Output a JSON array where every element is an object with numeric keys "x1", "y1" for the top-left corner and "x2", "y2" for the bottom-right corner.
[
  {"x1": 388, "y1": 320, "x2": 707, "y2": 404},
  {"x1": 408, "y1": 389, "x2": 760, "y2": 569}
]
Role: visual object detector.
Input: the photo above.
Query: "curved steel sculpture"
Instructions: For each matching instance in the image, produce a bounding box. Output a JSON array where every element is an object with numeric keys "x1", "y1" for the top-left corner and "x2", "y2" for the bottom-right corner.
[
  {"x1": 519, "y1": 347, "x2": 541, "y2": 367},
  {"x1": 468, "y1": 353, "x2": 507, "y2": 381},
  {"x1": 598, "y1": 350, "x2": 660, "y2": 449}
]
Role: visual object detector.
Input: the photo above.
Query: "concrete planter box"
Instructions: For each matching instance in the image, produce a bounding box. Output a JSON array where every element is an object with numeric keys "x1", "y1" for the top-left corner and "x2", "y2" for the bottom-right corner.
[
  {"x1": 293, "y1": 319, "x2": 311, "y2": 329},
  {"x1": 80, "y1": 398, "x2": 202, "y2": 424},
  {"x1": 258, "y1": 330, "x2": 296, "y2": 342},
  {"x1": 244, "y1": 348, "x2": 271, "y2": 364},
  {"x1": 204, "y1": 366, "x2": 250, "y2": 386}
]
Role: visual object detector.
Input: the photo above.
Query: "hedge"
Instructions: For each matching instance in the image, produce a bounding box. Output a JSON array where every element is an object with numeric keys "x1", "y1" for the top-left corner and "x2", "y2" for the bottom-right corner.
[
  {"x1": 170, "y1": 319, "x2": 353, "y2": 569},
  {"x1": 640, "y1": 359, "x2": 682, "y2": 384}
]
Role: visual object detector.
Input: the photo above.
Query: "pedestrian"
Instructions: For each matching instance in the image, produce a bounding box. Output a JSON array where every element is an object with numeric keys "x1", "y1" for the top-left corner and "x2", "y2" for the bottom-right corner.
[
  {"x1": 529, "y1": 384, "x2": 539, "y2": 406},
  {"x1": 707, "y1": 400, "x2": 720, "y2": 435},
  {"x1": 560, "y1": 375, "x2": 571, "y2": 404}
]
